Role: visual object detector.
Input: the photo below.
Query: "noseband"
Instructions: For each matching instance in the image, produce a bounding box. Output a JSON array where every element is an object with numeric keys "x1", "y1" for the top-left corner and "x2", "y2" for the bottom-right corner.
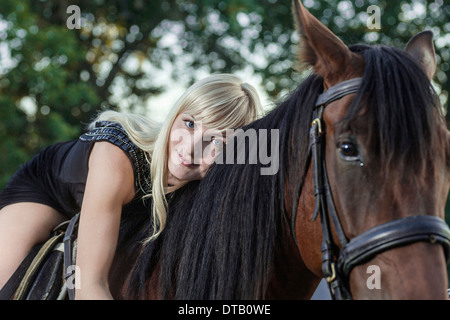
[{"x1": 292, "y1": 78, "x2": 450, "y2": 300}]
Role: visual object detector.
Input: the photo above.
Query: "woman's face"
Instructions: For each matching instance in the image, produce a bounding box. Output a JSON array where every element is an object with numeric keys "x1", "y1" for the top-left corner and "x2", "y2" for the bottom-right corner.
[{"x1": 167, "y1": 113, "x2": 225, "y2": 185}]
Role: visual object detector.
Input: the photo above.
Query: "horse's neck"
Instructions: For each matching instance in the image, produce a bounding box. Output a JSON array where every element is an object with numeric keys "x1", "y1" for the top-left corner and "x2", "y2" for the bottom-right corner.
[{"x1": 265, "y1": 218, "x2": 321, "y2": 299}]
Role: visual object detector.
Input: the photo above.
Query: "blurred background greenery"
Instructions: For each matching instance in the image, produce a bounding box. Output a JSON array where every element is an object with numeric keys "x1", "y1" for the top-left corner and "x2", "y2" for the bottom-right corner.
[{"x1": 0, "y1": 0, "x2": 449, "y2": 279}]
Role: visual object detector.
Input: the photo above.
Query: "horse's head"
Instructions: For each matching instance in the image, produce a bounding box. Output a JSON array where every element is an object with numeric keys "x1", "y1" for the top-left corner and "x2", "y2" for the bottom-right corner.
[{"x1": 292, "y1": 0, "x2": 450, "y2": 299}]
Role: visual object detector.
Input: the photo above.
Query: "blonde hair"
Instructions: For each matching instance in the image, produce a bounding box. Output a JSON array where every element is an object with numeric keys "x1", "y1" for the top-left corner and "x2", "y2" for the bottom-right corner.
[{"x1": 90, "y1": 74, "x2": 263, "y2": 242}]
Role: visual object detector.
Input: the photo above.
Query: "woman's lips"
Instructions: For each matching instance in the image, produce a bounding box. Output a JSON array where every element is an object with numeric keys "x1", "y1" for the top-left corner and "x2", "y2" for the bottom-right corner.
[{"x1": 178, "y1": 153, "x2": 192, "y2": 167}]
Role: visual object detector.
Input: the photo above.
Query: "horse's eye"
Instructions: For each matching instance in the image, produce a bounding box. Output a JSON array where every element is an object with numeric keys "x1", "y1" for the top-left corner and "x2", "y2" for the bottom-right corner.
[{"x1": 339, "y1": 142, "x2": 359, "y2": 161}]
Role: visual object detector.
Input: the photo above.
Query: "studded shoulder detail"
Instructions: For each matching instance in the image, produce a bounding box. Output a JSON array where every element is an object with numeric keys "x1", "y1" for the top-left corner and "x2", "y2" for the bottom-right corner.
[{"x1": 79, "y1": 121, "x2": 151, "y2": 195}]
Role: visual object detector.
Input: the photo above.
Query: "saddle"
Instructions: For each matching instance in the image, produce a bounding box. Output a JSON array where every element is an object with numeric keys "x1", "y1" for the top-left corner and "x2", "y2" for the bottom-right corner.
[{"x1": 0, "y1": 214, "x2": 79, "y2": 300}]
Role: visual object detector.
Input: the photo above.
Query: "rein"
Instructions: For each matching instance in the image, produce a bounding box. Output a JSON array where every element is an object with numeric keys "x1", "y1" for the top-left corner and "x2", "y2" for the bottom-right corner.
[{"x1": 291, "y1": 78, "x2": 450, "y2": 300}]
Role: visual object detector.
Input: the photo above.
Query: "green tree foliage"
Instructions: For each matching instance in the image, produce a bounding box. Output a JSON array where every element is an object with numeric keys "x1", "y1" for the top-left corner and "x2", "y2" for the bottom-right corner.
[{"x1": 1, "y1": 0, "x2": 449, "y2": 219}]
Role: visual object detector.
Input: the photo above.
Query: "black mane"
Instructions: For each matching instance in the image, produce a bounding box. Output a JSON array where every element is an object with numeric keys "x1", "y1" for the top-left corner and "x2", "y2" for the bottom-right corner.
[
  {"x1": 124, "y1": 75, "x2": 323, "y2": 299},
  {"x1": 122, "y1": 44, "x2": 443, "y2": 299}
]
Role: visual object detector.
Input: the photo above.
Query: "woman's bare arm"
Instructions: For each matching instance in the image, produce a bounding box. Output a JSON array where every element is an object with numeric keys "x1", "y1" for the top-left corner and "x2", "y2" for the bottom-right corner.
[{"x1": 75, "y1": 141, "x2": 135, "y2": 300}]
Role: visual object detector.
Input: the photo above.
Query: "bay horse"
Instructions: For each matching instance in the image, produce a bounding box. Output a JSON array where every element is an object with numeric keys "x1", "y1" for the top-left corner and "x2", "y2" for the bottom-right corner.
[{"x1": 110, "y1": 0, "x2": 450, "y2": 299}]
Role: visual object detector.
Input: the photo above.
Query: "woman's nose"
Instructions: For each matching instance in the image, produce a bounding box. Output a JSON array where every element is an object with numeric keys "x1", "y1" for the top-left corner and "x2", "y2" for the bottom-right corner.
[{"x1": 191, "y1": 132, "x2": 207, "y2": 164}]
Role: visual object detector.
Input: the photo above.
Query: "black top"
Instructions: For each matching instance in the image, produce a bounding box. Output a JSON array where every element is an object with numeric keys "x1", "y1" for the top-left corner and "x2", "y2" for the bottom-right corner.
[{"x1": 0, "y1": 121, "x2": 151, "y2": 219}]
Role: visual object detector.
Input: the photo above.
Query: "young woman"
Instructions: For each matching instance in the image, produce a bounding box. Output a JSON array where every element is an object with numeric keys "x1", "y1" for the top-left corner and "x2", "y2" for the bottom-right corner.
[{"x1": 0, "y1": 73, "x2": 263, "y2": 299}]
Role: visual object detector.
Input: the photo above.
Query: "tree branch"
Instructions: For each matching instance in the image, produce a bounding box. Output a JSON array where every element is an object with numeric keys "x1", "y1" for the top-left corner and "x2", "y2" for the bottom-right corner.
[{"x1": 98, "y1": 18, "x2": 162, "y2": 103}]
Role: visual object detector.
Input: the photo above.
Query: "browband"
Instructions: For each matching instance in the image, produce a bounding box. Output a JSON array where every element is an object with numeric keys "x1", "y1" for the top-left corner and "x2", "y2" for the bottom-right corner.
[{"x1": 315, "y1": 78, "x2": 362, "y2": 107}]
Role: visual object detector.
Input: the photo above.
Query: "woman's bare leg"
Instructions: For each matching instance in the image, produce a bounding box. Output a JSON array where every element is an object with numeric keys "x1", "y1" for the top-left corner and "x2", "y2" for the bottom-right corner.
[{"x1": 0, "y1": 202, "x2": 66, "y2": 289}]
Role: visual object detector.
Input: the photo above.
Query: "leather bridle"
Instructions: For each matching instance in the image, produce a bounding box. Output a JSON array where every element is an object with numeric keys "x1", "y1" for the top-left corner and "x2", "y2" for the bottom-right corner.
[{"x1": 291, "y1": 78, "x2": 450, "y2": 300}]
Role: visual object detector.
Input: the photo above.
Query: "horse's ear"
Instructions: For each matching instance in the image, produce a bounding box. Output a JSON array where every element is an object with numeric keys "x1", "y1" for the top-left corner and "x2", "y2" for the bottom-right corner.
[
  {"x1": 292, "y1": 0, "x2": 355, "y2": 84},
  {"x1": 405, "y1": 31, "x2": 436, "y2": 81}
]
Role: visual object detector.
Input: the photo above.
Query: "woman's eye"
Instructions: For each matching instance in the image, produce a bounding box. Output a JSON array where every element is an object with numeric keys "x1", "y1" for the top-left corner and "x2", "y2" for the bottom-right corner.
[
  {"x1": 185, "y1": 120, "x2": 195, "y2": 129},
  {"x1": 339, "y1": 142, "x2": 360, "y2": 161},
  {"x1": 211, "y1": 138, "x2": 223, "y2": 147}
]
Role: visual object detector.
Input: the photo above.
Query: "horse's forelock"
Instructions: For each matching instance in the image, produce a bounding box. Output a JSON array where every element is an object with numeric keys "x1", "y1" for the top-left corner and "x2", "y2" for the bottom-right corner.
[{"x1": 345, "y1": 45, "x2": 441, "y2": 173}]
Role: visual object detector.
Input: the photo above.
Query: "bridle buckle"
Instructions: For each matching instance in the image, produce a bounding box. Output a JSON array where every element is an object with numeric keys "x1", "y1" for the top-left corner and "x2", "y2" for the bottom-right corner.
[
  {"x1": 311, "y1": 118, "x2": 323, "y2": 136},
  {"x1": 325, "y1": 262, "x2": 336, "y2": 284}
]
